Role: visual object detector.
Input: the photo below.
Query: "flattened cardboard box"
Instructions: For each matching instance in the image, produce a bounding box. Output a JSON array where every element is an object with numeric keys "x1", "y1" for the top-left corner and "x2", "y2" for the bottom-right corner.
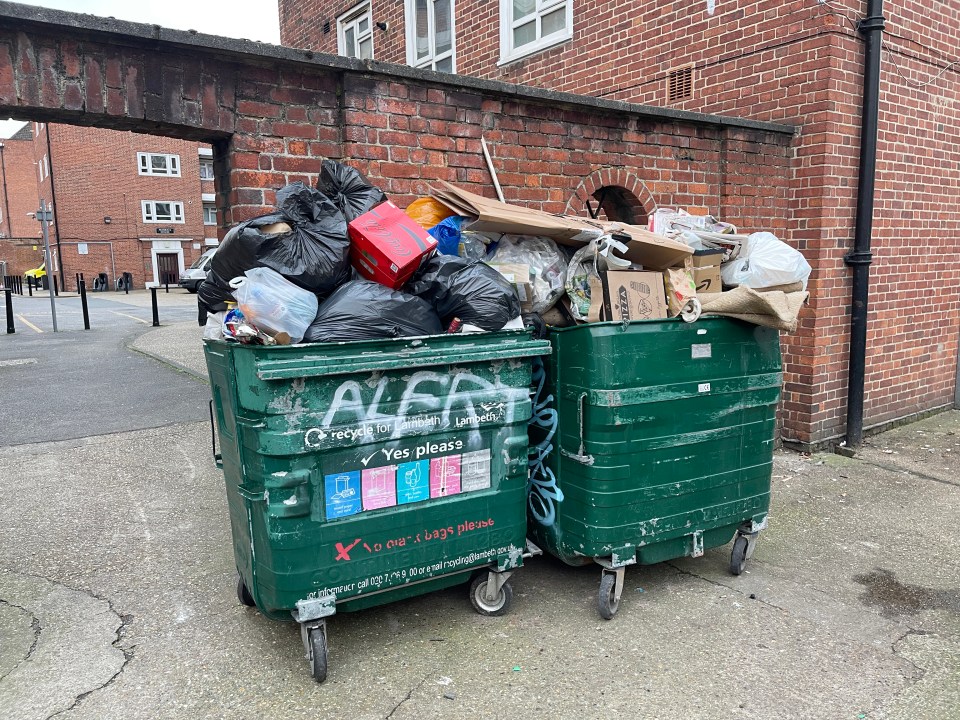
[
  {"x1": 601, "y1": 270, "x2": 667, "y2": 322},
  {"x1": 429, "y1": 181, "x2": 692, "y2": 269}
]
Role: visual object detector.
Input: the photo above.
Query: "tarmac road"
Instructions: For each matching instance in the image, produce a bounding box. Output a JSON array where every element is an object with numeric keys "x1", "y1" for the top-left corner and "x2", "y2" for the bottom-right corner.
[
  {"x1": 0, "y1": 291, "x2": 206, "y2": 446},
  {"x1": 1, "y1": 318, "x2": 959, "y2": 719}
]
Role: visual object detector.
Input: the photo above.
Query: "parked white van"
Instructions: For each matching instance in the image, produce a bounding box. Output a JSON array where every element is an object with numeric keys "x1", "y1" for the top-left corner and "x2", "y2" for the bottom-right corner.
[{"x1": 179, "y1": 247, "x2": 217, "y2": 292}]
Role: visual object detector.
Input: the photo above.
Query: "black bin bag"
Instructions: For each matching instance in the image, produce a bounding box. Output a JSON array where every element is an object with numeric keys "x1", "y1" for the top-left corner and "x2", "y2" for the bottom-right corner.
[
  {"x1": 406, "y1": 254, "x2": 521, "y2": 331},
  {"x1": 210, "y1": 181, "x2": 351, "y2": 298},
  {"x1": 317, "y1": 159, "x2": 388, "y2": 223},
  {"x1": 303, "y1": 279, "x2": 443, "y2": 343}
]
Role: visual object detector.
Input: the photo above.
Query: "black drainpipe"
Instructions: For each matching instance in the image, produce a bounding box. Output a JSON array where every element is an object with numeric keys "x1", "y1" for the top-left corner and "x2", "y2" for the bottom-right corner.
[{"x1": 844, "y1": 0, "x2": 885, "y2": 447}]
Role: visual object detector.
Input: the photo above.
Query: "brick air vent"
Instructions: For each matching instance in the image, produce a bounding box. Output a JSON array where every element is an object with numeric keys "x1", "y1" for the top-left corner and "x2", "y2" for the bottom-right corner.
[
  {"x1": 667, "y1": 66, "x2": 693, "y2": 102},
  {"x1": 323, "y1": 20, "x2": 331, "y2": 34}
]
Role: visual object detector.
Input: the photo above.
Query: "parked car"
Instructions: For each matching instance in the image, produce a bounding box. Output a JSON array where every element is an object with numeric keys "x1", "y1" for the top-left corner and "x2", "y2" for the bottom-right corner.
[
  {"x1": 23, "y1": 263, "x2": 45, "y2": 281},
  {"x1": 179, "y1": 248, "x2": 217, "y2": 293}
]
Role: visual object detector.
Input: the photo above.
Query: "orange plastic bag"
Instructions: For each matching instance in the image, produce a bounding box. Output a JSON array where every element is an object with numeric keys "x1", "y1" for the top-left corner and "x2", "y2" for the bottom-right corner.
[{"x1": 405, "y1": 197, "x2": 456, "y2": 229}]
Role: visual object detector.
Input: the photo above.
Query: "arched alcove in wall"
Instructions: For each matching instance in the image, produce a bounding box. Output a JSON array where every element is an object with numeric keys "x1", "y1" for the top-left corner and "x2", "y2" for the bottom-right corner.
[{"x1": 565, "y1": 168, "x2": 656, "y2": 227}]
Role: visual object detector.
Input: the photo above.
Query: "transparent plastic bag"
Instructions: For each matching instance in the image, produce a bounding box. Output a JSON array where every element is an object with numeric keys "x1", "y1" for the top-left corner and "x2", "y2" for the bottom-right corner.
[
  {"x1": 229, "y1": 267, "x2": 319, "y2": 344},
  {"x1": 487, "y1": 235, "x2": 567, "y2": 314},
  {"x1": 720, "y1": 232, "x2": 811, "y2": 290}
]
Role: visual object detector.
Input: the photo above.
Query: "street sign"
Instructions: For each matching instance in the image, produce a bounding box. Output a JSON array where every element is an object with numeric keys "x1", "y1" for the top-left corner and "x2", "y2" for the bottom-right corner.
[{"x1": 156, "y1": 227, "x2": 174, "y2": 234}]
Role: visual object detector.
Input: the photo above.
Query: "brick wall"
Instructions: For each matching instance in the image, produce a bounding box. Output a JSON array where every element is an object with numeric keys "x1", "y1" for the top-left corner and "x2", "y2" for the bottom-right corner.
[
  {"x1": 0, "y1": 126, "x2": 40, "y2": 244},
  {"x1": 0, "y1": 5, "x2": 795, "y2": 429},
  {"x1": 280, "y1": 0, "x2": 960, "y2": 446}
]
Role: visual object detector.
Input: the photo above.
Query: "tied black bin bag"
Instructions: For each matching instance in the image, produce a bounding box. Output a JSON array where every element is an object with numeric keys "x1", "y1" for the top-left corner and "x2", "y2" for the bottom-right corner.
[
  {"x1": 200, "y1": 182, "x2": 351, "y2": 314},
  {"x1": 317, "y1": 159, "x2": 388, "y2": 223},
  {"x1": 303, "y1": 279, "x2": 443, "y2": 343},
  {"x1": 407, "y1": 254, "x2": 521, "y2": 331}
]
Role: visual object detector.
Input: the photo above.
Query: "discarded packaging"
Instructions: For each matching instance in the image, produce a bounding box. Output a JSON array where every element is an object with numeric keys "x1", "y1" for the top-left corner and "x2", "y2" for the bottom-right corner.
[
  {"x1": 229, "y1": 267, "x2": 319, "y2": 345},
  {"x1": 487, "y1": 262, "x2": 534, "y2": 313},
  {"x1": 601, "y1": 270, "x2": 667, "y2": 322},
  {"x1": 663, "y1": 267, "x2": 698, "y2": 317},
  {"x1": 349, "y1": 201, "x2": 439, "y2": 289},
  {"x1": 487, "y1": 235, "x2": 567, "y2": 314},
  {"x1": 429, "y1": 182, "x2": 692, "y2": 269},
  {"x1": 691, "y1": 249, "x2": 725, "y2": 299}
]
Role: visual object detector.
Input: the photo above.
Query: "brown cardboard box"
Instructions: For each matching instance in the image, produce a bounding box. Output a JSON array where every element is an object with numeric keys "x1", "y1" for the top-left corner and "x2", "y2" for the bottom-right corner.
[
  {"x1": 691, "y1": 249, "x2": 725, "y2": 267},
  {"x1": 693, "y1": 265, "x2": 722, "y2": 296},
  {"x1": 691, "y1": 249, "x2": 724, "y2": 298},
  {"x1": 601, "y1": 270, "x2": 667, "y2": 322},
  {"x1": 487, "y1": 262, "x2": 534, "y2": 313}
]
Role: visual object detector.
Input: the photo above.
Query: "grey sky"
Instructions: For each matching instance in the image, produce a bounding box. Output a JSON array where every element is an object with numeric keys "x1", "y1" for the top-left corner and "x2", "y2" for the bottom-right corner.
[{"x1": 1, "y1": 0, "x2": 281, "y2": 137}]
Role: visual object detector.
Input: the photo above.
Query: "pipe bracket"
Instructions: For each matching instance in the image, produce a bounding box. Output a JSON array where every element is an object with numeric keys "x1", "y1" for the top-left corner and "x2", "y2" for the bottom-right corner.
[{"x1": 844, "y1": 250, "x2": 873, "y2": 267}]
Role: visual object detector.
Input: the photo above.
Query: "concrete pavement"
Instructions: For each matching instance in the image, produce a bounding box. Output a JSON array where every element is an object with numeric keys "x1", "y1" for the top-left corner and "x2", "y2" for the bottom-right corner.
[{"x1": 1, "y1": 320, "x2": 959, "y2": 719}]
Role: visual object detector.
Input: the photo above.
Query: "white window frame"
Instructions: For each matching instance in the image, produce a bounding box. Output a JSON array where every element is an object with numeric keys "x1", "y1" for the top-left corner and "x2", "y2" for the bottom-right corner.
[
  {"x1": 498, "y1": 0, "x2": 572, "y2": 65},
  {"x1": 338, "y1": 2, "x2": 374, "y2": 60},
  {"x1": 202, "y1": 202, "x2": 217, "y2": 226},
  {"x1": 137, "y1": 152, "x2": 181, "y2": 177},
  {"x1": 199, "y1": 157, "x2": 214, "y2": 180},
  {"x1": 141, "y1": 200, "x2": 185, "y2": 224},
  {"x1": 405, "y1": 0, "x2": 457, "y2": 72}
]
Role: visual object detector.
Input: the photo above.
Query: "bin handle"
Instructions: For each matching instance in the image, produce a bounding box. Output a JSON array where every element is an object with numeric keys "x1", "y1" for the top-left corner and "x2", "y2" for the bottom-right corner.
[
  {"x1": 208, "y1": 399, "x2": 222, "y2": 469},
  {"x1": 560, "y1": 392, "x2": 595, "y2": 466}
]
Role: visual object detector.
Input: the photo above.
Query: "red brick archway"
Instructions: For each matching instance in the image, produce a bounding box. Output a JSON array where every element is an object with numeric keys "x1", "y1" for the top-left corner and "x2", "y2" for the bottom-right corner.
[{"x1": 565, "y1": 168, "x2": 655, "y2": 226}]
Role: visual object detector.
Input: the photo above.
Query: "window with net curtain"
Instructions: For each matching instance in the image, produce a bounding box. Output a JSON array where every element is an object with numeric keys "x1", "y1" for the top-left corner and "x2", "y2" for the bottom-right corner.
[
  {"x1": 409, "y1": 0, "x2": 455, "y2": 72},
  {"x1": 501, "y1": 0, "x2": 571, "y2": 62}
]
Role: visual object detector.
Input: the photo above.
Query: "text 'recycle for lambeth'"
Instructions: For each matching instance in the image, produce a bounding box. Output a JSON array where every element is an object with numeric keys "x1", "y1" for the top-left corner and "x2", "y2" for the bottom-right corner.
[{"x1": 324, "y1": 447, "x2": 492, "y2": 520}]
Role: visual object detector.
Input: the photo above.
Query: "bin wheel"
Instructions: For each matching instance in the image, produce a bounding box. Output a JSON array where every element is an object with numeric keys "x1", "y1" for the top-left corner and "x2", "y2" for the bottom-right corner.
[
  {"x1": 730, "y1": 535, "x2": 749, "y2": 576},
  {"x1": 236, "y1": 576, "x2": 256, "y2": 607},
  {"x1": 469, "y1": 575, "x2": 513, "y2": 616},
  {"x1": 308, "y1": 627, "x2": 328, "y2": 683},
  {"x1": 598, "y1": 573, "x2": 620, "y2": 620}
]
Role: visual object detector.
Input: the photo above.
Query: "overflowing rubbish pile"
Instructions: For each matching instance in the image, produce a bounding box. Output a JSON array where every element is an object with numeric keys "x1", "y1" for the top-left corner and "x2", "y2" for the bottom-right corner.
[{"x1": 201, "y1": 160, "x2": 811, "y2": 344}]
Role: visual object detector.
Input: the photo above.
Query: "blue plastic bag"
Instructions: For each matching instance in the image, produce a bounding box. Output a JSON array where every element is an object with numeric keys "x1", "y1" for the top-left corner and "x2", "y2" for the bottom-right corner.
[{"x1": 428, "y1": 216, "x2": 466, "y2": 256}]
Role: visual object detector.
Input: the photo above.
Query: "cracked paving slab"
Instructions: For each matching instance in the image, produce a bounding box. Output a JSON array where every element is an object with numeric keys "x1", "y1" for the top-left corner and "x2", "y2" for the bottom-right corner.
[{"x1": 0, "y1": 570, "x2": 125, "y2": 720}]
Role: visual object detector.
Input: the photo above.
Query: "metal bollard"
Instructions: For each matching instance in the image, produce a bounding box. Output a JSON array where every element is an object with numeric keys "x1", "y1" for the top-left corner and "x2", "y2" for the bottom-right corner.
[
  {"x1": 79, "y1": 279, "x2": 90, "y2": 330},
  {"x1": 27, "y1": 277, "x2": 33, "y2": 297},
  {"x1": 4, "y1": 288, "x2": 13, "y2": 334},
  {"x1": 165, "y1": 281, "x2": 169, "y2": 294},
  {"x1": 151, "y1": 287, "x2": 160, "y2": 327}
]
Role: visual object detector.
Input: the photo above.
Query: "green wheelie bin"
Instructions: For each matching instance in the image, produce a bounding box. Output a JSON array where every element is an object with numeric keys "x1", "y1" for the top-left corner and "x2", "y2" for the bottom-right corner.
[
  {"x1": 527, "y1": 317, "x2": 781, "y2": 619},
  {"x1": 205, "y1": 330, "x2": 549, "y2": 681}
]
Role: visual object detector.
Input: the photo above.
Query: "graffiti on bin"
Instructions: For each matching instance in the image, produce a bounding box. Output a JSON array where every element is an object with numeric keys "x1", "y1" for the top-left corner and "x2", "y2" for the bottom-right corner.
[
  {"x1": 302, "y1": 370, "x2": 525, "y2": 449},
  {"x1": 527, "y1": 357, "x2": 563, "y2": 527}
]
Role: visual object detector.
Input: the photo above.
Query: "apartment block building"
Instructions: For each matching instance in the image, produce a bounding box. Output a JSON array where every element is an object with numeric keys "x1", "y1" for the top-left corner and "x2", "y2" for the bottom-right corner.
[
  {"x1": 0, "y1": 122, "x2": 217, "y2": 290},
  {"x1": 279, "y1": 0, "x2": 960, "y2": 448}
]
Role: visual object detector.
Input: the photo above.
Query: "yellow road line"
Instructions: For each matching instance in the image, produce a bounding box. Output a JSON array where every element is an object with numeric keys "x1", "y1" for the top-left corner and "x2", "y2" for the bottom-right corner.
[
  {"x1": 17, "y1": 315, "x2": 43, "y2": 333},
  {"x1": 109, "y1": 310, "x2": 150, "y2": 325}
]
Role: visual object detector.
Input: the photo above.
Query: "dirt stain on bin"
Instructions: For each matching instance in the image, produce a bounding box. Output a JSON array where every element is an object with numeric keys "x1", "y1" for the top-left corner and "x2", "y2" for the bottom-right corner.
[{"x1": 854, "y1": 568, "x2": 960, "y2": 618}]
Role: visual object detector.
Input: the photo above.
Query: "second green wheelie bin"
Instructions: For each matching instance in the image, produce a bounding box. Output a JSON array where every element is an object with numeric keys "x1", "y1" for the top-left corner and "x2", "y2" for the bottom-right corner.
[
  {"x1": 205, "y1": 330, "x2": 549, "y2": 681},
  {"x1": 527, "y1": 317, "x2": 781, "y2": 619}
]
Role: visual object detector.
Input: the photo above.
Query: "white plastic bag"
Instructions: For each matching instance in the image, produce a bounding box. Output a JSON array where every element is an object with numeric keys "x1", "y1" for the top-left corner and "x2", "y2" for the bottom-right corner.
[
  {"x1": 229, "y1": 267, "x2": 318, "y2": 344},
  {"x1": 720, "y1": 232, "x2": 811, "y2": 290},
  {"x1": 488, "y1": 235, "x2": 567, "y2": 314}
]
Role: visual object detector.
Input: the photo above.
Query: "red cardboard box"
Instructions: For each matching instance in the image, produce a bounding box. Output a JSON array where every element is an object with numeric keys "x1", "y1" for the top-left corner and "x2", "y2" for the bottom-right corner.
[{"x1": 348, "y1": 201, "x2": 438, "y2": 289}]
